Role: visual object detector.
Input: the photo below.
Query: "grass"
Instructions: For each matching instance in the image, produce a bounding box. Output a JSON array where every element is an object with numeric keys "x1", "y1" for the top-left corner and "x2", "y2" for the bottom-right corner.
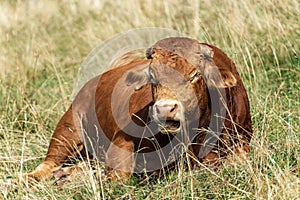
[{"x1": 0, "y1": 0, "x2": 299, "y2": 199}]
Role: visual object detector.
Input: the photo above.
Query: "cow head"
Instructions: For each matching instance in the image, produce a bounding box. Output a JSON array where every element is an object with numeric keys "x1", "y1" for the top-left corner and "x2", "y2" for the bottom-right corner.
[{"x1": 126, "y1": 37, "x2": 237, "y2": 135}]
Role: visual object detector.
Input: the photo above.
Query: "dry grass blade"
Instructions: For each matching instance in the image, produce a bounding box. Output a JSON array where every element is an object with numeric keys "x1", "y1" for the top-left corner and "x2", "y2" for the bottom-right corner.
[{"x1": 0, "y1": 0, "x2": 299, "y2": 199}]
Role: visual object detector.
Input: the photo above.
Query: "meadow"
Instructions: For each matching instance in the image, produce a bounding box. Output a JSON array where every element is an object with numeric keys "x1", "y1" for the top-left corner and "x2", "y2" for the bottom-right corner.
[{"x1": 0, "y1": 0, "x2": 299, "y2": 199}]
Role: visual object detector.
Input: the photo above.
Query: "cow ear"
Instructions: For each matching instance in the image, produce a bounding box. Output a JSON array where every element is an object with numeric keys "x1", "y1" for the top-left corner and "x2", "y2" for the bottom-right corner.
[
  {"x1": 204, "y1": 66, "x2": 237, "y2": 88},
  {"x1": 200, "y1": 44, "x2": 214, "y2": 58},
  {"x1": 199, "y1": 44, "x2": 237, "y2": 88},
  {"x1": 125, "y1": 68, "x2": 149, "y2": 91}
]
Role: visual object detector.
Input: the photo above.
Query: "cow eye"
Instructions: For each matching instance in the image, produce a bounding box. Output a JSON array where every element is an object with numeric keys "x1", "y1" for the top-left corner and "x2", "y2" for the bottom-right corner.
[
  {"x1": 149, "y1": 68, "x2": 158, "y2": 84},
  {"x1": 189, "y1": 70, "x2": 201, "y2": 84}
]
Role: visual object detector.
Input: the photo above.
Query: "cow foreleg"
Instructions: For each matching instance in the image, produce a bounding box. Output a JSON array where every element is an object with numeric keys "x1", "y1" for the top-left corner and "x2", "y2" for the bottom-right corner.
[
  {"x1": 22, "y1": 107, "x2": 84, "y2": 183},
  {"x1": 106, "y1": 133, "x2": 135, "y2": 182}
]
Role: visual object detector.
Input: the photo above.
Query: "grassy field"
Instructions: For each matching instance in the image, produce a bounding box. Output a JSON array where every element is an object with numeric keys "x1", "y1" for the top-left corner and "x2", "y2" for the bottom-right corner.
[{"x1": 0, "y1": 0, "x2": 299, "y2": 199}]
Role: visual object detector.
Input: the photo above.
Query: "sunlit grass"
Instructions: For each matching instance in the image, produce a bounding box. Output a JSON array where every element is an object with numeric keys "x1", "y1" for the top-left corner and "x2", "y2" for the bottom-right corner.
[{"x1": 0, "y1": 0, "x2": 299, "y2": 199}]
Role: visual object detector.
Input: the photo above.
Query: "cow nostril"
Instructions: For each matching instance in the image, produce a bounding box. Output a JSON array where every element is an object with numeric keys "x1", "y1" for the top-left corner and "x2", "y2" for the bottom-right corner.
[
  {"x1": 170, "y1": 104, "x2": 178, "y2": 113},
  {"x1": 154, "y1": 102, "x2": 180, "y2": 120},
  {"x1": 155, "y1": 105, "x2": 160, "y2": 114}
]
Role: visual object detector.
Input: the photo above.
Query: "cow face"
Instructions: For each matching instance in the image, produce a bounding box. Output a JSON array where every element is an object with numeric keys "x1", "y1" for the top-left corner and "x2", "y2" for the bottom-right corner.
[
  {"x1": 126, "y1": 37, "x2": 237, "y2": 135},
  {"x1": 147, "y1": 53, "x2": 204, "y2": 135}
]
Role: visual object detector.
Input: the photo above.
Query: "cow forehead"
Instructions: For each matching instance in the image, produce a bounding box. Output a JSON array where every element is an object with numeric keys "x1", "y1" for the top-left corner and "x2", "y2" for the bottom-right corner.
[
  {"x1": 152, "y1": 37, "x2": 202, "y2": 67},
  {"x1": 150, "y1": 50, "x2": 199, "y2": 80},
  {"x1": 150, "y1": 61, "x2": 195, "y2": 82}
]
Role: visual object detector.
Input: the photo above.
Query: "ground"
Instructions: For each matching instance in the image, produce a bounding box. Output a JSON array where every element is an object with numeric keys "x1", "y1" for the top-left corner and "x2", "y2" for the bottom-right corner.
[{"x1": 0, "y1": 0, "x2": 299, "y2": 199}]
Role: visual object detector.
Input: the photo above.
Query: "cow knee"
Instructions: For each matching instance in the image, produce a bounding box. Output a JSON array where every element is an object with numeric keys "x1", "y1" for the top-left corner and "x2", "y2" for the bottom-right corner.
[
  {"x1": 21, "y1": 160, "x2": 61, "y2": 184},
  {"x1": 106, "y1": 135, "x2": 135, "y2": 181}
]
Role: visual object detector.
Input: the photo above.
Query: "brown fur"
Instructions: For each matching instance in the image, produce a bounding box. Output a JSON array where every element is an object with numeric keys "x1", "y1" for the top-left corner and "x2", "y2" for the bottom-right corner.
[
  {"x1": 22, "y1": 37, "x2": 252, "y2": 184},
  {"x1": 147, "y1": 38, "x2": 252, "y2": 164}
]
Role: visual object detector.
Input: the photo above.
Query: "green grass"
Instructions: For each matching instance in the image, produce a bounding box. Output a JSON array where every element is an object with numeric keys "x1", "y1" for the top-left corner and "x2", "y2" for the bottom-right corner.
[{"x1": 0, "y1": 0, "x2": 299, "y2": 199}]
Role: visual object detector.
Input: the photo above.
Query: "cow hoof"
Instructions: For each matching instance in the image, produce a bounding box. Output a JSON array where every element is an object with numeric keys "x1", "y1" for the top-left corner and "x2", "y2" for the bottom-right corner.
[
  {"x1": 55, "y1": 176, "x2": 72, "y2": 187},
  {"x1": 203, "y1": 152, "x2": 222, "y2": 169},
  {"x1": 107, "y1": 170, "x2": 131, "y2": 182}
]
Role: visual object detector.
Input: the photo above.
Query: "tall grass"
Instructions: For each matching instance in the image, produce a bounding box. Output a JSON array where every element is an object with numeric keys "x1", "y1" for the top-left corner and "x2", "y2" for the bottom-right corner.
[{"x1": 0, "y1": 0, "x2": 299, "y2": 199}]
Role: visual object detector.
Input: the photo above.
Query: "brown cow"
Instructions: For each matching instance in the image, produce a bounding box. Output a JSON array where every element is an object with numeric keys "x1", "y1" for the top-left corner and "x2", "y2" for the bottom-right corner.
[{"x1": 22, "y1": 37, "x2": 252, "y2": 183}]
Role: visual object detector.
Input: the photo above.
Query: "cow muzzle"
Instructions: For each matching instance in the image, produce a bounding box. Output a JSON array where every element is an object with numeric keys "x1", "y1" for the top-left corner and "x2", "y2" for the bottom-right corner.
[{"x1": 152, "y1": 100, "x2": 183, "y2": 135}]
